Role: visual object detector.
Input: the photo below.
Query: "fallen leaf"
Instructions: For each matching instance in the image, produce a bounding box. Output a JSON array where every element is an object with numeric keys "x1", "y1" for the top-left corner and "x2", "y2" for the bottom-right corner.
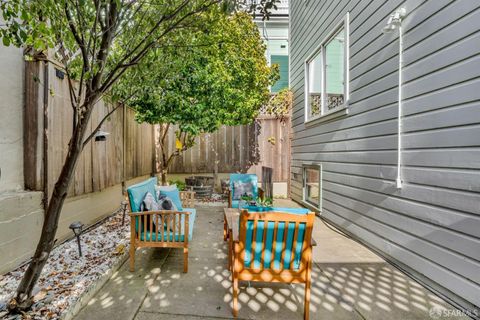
[{"x1": 113, "y1": 244, "x2": 126, "y2": 256}]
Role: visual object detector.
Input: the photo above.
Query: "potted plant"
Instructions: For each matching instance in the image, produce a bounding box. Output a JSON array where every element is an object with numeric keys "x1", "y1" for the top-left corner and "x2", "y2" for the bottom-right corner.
[
  {"x1": 255, "y1": 197, "x2": 273, "y2": 211},
  {"x1": 240, "y1": 194, "x2": 254, "y2": 209}
]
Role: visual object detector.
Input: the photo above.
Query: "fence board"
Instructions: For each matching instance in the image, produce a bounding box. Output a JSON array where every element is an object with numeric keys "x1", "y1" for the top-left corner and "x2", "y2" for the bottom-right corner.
[
  {"x1": 168, "y1": 117, "x2": 291, "y2": 182},
  {"x1": 24, "y1": 61, "x2": 154, "y2": 198},
  {"x1": 24, "y1": 60, "x2": 290, "y2": 198}
]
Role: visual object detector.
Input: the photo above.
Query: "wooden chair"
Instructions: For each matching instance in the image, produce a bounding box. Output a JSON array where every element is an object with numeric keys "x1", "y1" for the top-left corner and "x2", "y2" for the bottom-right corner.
[
  {"x1": 226, "y1": 173, "x2": 264, "y2": 209},
  {"x1": 127, "y1": 177, "x2": 196, "y2": 273},
  {"x1": 231, "y1": 209, "x2": 315, "y2": 320}
]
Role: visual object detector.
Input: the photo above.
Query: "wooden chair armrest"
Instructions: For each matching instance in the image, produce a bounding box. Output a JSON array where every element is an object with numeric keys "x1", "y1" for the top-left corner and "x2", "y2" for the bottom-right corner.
[
  {"x1": 227, "y1": 188, "x2": 232, "y2": 208},
  {"x1": 180, "y1": 191, "x2": 196, "y2": 208}
]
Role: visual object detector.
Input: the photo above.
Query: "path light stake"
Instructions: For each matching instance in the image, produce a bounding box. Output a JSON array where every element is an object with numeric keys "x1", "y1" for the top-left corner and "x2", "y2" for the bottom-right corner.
[
  {"x1": 121, "y1": 200, "x2": 129, "y2": 226},
  {"x1": 69, "y1": 221, "x2": 84, "y2": 257}
]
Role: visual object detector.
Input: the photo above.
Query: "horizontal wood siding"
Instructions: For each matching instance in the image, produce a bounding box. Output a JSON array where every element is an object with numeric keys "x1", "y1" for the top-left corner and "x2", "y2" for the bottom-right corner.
[{"x1": 290, "y1": 0, "x2": 480, "y2": 311}]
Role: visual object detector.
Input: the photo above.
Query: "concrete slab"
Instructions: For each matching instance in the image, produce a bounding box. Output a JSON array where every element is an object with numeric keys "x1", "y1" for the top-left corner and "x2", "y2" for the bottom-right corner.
[
  {"x1": 73, "y1": 201, "x2": 467, "y2": 320},
  {"x1": 135, "y1": 311, "x2": 233, "y2": 320},
  {"x1": 74, "y1": 248, "x2": 170, "y2": 320},
  {"x1": 141, "y1": 255, "x2": 361, "y2": 320},
  {"x1": 315, "y1": 262, "x2": 471, "y2": 320},
  {"x1": 74, "y1": 276, "x2": 147, "y2": 320}
]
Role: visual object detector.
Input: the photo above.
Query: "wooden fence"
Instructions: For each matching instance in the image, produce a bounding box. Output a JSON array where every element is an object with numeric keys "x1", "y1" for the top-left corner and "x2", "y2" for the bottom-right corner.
[
  {"x1": 167, "y1": 115, "x2": 291, "y2": 182},
  {"x1": 24, "y1": 61, "x2": 155, "y2": 200},
  {"x1": 23, "y1": 60, "x2": 291, "y2": 201}
]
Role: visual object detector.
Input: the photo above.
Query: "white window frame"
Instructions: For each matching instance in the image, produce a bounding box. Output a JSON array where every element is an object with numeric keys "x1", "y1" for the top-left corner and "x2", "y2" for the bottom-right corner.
[
  {"x1": 304, "y1": 13, "x2": 350, "y2": 123},
  {"x1": 302, "y1": 164, "x2": 322, "y2": 210}
]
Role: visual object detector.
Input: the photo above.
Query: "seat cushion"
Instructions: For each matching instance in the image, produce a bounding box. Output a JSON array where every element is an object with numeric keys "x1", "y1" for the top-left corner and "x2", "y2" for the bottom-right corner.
[
  {"x1": 229, "y1": 174, "x2": 258, "y2": 200},
  {"x1": 140, "y1": 208, "x2": 196, "y2": 242},
  {"x1": 127, "y1": 177, "x2": 158, "y2": 233},
  {"x1": 127, "y1": 177, "x2": 158, "y2": 213},
  {"x1": 232, "y1": 181, "x2": 254, "y2": 200},
  {"x1": 155, "y1": 185, "x2": 177, "y2": 199},
  {"x1": 159, "y1": 188, "x2": 183, "y2": 211},
  {"x1": 243, "y1": 207, "x2": 310, "y2": 270}
]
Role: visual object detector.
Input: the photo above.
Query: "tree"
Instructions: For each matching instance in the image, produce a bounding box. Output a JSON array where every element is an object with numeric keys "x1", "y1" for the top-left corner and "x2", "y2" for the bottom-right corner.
[
  {"x1": 0, "y1": 0, "x2": 279, "y2": 312},
  {"x1": 0, "y1": 0, "x2": 226, "y2": 312},
  {"x1": 114, "y1": 9, "x2": 278, "y2": 184}
]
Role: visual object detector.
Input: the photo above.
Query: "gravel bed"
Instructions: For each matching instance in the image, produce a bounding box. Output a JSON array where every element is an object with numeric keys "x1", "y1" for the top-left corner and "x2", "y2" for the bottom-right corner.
[{"x1": 0, "y1": 211, "x2": 130, "y2": 320}]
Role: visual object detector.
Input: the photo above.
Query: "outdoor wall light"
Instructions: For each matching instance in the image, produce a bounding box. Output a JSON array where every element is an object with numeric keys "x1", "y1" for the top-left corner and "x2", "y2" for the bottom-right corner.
[
  {"x1": 94, "y1": 130, "x2": 110, "y2": 142},
  {"x1": 382, "y1": 8, "x2": 406, "y2": 33},
  {"x1": 69, "y1": 221, "x2": 84, "y2": 257},
  {"x1": 383, "y1": 7, "x2": 406, "y2": 189}
]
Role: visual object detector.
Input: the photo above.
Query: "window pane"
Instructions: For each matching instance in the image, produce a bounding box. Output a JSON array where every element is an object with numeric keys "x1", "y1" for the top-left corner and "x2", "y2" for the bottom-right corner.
[
  {"x1": 325, "y1": 28, "x2": 345, "y2": 112},
  {"x1": 308, "y1": 52, "x2": 322, "y2": 118},
  {"x1": 305, "y1": 167, "x2": 320, "y2": 206}
]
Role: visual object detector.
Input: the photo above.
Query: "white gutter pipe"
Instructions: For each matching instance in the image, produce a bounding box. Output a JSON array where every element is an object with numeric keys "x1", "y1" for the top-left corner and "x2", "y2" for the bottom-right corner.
[
  {"x1": 396, "y1": 24, "x2": 403, "y2": 189},
  {"x1": 383, "y1": 8, "x2": 406, "y2": 189}
]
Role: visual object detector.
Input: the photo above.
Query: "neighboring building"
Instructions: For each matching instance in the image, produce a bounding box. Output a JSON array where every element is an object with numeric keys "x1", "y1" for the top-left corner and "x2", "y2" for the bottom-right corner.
[
  {"x1": 253, "y1": 0, "x2": 289, "y2": 93},
  {"x1": 0, "y1": 40, "x2": 45, "y2": 273},
  {"x1": 290, "y1": 0, "x2": 480, "y2": 315}
]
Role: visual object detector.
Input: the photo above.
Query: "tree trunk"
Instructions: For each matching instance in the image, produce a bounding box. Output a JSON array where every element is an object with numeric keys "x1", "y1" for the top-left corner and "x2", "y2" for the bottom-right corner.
[
  {"x1": 158, "y1": 124, "x2": 170, "y2": 186},
  {"x1": 160, "y1": 169, "x2": 167, "y2": 185},
  {"x1": 9, "y1": 104, "x2": 94, "y2": 312}
]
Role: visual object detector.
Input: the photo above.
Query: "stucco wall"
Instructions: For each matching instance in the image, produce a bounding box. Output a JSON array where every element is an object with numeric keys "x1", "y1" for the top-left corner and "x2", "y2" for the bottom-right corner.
[
  {"x1": 0, "y1": 43, "x2": 24, "y2": 192},
  {"x1": 0, "y1": 191, "x2": 43, "y2": 273},
  {"x1": 0, "y1": 175, "x2": 150, "y2": 274}
]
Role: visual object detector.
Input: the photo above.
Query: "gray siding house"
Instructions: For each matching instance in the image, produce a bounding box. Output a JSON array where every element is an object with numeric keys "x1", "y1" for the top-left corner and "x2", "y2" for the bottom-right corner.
[{"x1": 289, "y1": 0, "x2": 480, "y2": 314}]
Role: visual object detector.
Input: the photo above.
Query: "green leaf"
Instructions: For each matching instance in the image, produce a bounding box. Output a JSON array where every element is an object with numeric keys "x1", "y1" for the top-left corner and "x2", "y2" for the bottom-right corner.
[{"x1": 2, "y1": 36, "x2": 10, "y2": 46}]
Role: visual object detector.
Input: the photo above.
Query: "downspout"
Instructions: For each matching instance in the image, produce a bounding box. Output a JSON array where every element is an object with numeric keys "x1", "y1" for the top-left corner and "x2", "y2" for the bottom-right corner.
[
  {"x1": 396, "y1": 25, "x2": 403, "y2": 189},
  {"x1": 383, "y1": 7, "x2": 406, "y2": 189}
]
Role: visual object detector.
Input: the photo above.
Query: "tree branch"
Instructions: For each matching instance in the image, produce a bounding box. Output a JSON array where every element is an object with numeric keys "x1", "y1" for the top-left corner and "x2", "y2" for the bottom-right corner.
[
  {"x1": 161, "y1": 123, "x2": 170, "y2": 143},
  {"x1": 99, "y1": 0, "x2": 220, "y2": 94},
  {"x1": 64, "y1": 2, "x2": 89, "y2": 78},
  {"x1": 91, "y1": 0, "x2": 119, "y2": 91}
]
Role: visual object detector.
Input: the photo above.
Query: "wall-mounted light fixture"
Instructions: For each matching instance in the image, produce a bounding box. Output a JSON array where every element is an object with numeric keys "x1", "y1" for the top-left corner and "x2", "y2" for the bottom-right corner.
[
  {"x1": 383, "y1": 8, "x2": 406, "y2": 34},
  {"x1": 69, "y1": 221, "x2": 84, "y2": 257},
  {"x1": 94, "y1": 130, "x2": 110, "y2": 142},
  {"x1": 383, "y1": 8, "x2": 406, "y2": 189}
]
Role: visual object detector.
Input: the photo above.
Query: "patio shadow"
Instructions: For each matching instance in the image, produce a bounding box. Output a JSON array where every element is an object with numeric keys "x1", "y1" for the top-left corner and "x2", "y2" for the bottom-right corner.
[{"x1": 74, "y1": 203, "x2": 468, "y2": 320}]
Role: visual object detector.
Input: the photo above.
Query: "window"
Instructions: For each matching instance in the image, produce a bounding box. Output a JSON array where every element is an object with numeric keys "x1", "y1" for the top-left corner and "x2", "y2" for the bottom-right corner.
[
  {"x1": 303, "y1": 165, "x2": 321, "y2": 209},
  {"x1": 305, "y1": 13, "x2": 349, "y2": 122}
]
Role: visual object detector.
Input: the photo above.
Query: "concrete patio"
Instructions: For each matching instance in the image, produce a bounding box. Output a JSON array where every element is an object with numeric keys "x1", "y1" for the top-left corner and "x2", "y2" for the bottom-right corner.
[{"x1": 74, "y1": 200, "x2": 468, "y2": 320}]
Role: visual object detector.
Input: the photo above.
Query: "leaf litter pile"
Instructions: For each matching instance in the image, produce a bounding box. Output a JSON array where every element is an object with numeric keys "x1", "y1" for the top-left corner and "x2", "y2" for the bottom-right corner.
[
  {"x1": 0, "y1": 211, "x2": 130, "y2": 320},
  {"x1": 195, "y1": 193, "x2": 227, "y2": 205}
]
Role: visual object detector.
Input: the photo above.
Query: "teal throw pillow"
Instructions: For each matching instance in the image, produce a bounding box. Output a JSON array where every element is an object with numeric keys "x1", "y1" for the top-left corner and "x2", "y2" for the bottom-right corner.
[{"x1": 159, "y1": 188, "x2": 183, "y2": 211}]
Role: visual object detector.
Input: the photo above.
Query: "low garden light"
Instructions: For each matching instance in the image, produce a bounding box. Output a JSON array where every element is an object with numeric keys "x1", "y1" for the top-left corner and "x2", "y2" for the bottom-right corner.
[
  {"x1": 121, "y1": 200, "x2": 129, "y2": 226},
  {"x1": 69, "y1": 221, "x2": 84, "y2": 257}
]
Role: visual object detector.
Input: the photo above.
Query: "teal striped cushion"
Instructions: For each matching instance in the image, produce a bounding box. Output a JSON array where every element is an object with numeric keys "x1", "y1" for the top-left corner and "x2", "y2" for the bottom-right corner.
[
  {"x1": 140, "y1": 208, "x2": 196, "y2": 242},
  {"x1": 243, "y1": 207, "x2": 309, "y2": 270}
]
